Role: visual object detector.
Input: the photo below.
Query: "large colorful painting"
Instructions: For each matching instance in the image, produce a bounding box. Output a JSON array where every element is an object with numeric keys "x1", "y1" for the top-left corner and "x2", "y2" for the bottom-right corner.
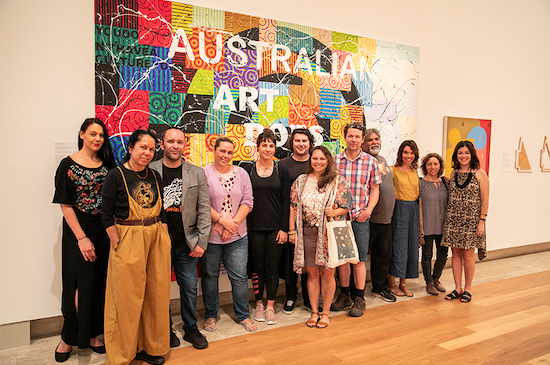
[
  {"x1": 443, "y1": 116, "x2": 491, "y2": 177},
  {"x1": 95, "y1": 0, "x2": 420, "y2": 165}
]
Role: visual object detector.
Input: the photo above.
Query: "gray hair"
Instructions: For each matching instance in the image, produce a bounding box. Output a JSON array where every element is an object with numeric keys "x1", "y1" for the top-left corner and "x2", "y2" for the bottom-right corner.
[{"x1": 365, "y1": 128, "x2": 380, "y2": 139}]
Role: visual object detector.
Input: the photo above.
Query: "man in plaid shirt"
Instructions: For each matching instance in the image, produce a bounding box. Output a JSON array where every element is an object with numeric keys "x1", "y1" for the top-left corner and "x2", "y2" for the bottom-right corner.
[{"x1": 331, "y1": 123, "x2": 381, "y2": 317}]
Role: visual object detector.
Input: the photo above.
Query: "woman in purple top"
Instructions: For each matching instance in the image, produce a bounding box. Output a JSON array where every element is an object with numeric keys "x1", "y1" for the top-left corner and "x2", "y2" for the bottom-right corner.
[{"x1": 200, "y1": 137, "x2": 257, "y2": 332}]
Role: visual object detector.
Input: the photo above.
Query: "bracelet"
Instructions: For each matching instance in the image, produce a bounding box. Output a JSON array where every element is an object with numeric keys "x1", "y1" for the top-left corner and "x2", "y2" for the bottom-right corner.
[
  {"x1": 288, "y1": 231, "x2": 296, "y2": 236},
  {"x1": 480, "y1": 218, "x2": 486, "y2": 222},
  {"x1": 481, "y1": 213, "x2": 487, "y2": 217},
  {"x1": 216, "y1": 215, "x2": 221, "y2": 223},
  {"x1": 77, "y1": 236, "x2": 87, "y2": 241},
  {"x1": 288, "y1": 230, "x2": 296, "y2": 234}
]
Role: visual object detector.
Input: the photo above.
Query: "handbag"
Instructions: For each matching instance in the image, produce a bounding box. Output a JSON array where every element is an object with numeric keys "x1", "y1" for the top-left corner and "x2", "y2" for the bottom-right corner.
[{"x1": 325, "y1": 176, "x2": 360, "y2": 268}]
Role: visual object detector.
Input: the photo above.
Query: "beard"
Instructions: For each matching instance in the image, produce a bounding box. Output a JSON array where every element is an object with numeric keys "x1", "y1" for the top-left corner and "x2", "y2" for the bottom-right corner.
[{"x1": 368, "y1": 145, "x2": 381, "y2": 155}]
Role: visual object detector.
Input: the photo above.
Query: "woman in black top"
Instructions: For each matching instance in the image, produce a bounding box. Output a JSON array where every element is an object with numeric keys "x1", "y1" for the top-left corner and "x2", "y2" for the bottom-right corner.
[
  {"x1": 101, "y1": 129, "x2": 171, "y2": 365},
  {"x1": 52, "y1": 118, "x2": 115, "y2": 362},
  {"x1": 244, "y1": 129, "x2": 290, "y2": 326}
]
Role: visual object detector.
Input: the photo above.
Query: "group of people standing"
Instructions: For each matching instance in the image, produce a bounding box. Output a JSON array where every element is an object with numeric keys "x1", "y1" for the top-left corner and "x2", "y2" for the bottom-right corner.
[{"x1": 53, "y1": 119, "x2": 489, "y2": 364}]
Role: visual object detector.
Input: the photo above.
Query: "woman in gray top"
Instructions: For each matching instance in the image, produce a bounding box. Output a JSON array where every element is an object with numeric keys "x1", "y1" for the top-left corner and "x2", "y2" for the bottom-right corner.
[{"x1": 419, "y1": 153, "x2": 449, "y2": 295}]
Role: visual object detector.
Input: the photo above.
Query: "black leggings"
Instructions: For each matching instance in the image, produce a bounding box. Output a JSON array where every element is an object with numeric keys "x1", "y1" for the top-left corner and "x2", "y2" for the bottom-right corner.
[
  {"x1": 249, "y1": 230, "x2": 283, "y2": 301},
  {"x1": 421, "y1": 235, "x2": 448, "y2": 283}
]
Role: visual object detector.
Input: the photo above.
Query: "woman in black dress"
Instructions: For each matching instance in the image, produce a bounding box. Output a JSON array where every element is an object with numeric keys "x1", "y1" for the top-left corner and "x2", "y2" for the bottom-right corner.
[{"x1": 52, "y1": 118, "x2": 115, "y2": 362}]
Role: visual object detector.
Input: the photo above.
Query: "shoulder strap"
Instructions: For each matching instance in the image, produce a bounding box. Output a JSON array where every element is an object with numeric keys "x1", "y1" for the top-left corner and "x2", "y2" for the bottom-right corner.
[
  {"x1": 441, "y1": 177, "x2": 448, "y2": 190},
  {"x1": 117, "y1": 166, "x2": 131, "y2": 196}
]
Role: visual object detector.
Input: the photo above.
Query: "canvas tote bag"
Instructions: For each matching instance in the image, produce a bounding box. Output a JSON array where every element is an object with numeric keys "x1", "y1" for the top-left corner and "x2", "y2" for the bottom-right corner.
[{"x1": 325, "y1": 176, "x2": 359, "y2": 268}]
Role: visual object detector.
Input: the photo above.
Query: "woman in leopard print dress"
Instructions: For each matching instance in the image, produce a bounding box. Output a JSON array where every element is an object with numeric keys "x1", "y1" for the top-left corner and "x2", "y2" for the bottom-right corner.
[{"x1": 442, "y1": 141, "x2": 489, "y2": 303}]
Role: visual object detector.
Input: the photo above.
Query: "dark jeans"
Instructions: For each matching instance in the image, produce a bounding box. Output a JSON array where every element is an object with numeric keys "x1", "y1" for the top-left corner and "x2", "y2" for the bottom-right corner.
[
  {"x1": 286, "y1": 272, "x2": 309, "y2": 306},
  {"x1": 281, "y1": 242, "x2": 310, "y2": 306},
  {"x1": 248, "y1": 230, "x2": 283, "y2": 301},
  {"x1": 421, "y1": 235, "x2": 448, "y2": 283},
  {"x1": 200, "y1": 236, "x2": 250, "y2": 322},
  {"x1": 170, "y1": 244, "x2": 199, "y2": 332},
  {"x1": 369, "y1": 222, "x2": 393, "y2": 292}
]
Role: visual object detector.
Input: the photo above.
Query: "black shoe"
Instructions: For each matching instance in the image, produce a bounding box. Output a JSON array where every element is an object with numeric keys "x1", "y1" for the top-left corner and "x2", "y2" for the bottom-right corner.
[
  {"x1": 183, "y1": 326, "x2": 208, "y2": 349},
  {"x1": 170, "y1": 327, "x2": 181, "y2": 348},
  {"x1": 90, "y1": 344, "x2": 106, "y2": 354},
  {"x1": 283, "y1": 300, "x2": 295, "y2": 314},
  {"x1": 54, "y1": 348, "x2": 71, "y2": 363},
  {"x1": 371, "y1": 289, "x2": 397, "y2": 302},
  {"x1": 135, "y1": 350, "x2": 165, "y2": 365}
]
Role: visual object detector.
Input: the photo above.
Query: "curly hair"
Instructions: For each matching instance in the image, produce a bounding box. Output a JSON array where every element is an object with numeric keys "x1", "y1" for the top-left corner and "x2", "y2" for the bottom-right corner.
[
  {"x1": 420, "y1": 153, "x2": 445, "y2": 177},
  {"x1": 305, "y1": 146, "x2": 338, "y2": 190}
]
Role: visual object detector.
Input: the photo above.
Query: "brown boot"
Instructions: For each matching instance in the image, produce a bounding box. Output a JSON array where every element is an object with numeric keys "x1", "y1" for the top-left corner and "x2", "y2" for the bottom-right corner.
[{"x1": 426, "y1": 282, "x2": 439, "y2": 295}]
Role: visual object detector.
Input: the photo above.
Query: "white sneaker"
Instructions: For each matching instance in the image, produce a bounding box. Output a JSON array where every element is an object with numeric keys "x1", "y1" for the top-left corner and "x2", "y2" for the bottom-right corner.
[
  {"x1": 265, "y1": 307, "x2": 277, "y2": 325},
  {"x1": 254, "y1": 302, "x2": 265, "y2": 322}
]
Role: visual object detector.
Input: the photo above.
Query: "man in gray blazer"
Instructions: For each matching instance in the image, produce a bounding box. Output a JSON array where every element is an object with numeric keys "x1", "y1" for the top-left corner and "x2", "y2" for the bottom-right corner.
[{"x1": 150, "y1": 128, "x2": 211, "y2": 350}]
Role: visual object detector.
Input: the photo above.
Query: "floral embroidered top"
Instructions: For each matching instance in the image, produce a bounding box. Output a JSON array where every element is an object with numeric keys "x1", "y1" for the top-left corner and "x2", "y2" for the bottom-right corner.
[
  {"x1": 53, "y1": 156, "x2": 108, "y2": 215},
  {"x1": 290, "y1": 174, "x2": 353, "y2": 273}
]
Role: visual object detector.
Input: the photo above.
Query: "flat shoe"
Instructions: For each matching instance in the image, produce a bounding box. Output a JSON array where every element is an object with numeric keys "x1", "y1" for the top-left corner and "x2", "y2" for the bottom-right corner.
[
  {"x1": 55, "y1": 350, "x2": 71, "y2": 363},
  {"x1": 203, "y1": 318, "x2": 217, "y2": 332},
  {"x1": 390, "y1": 285, "x2": 405, "y2": 296},
  {"x1": 461, "y1": 291, "x2": 472, "y2": 303},
  {"x1": 399, "y1": 285, "x2": 414, "y2": 297},
  {"x1": 90, "y1": 344, "x2": 106, "y2": 354},
  {"x1": 306, "y1": 312, "x2": 319, "y2": 328},
  {"x1": 55, "y1": 343, "x2": 72, "y2": 363},
  {"x1": 445, "y1": 290, "x2": 461, "y2": 300},
  {"x1": 317, "y1": 314, "x2": 330, "y2": 329}
]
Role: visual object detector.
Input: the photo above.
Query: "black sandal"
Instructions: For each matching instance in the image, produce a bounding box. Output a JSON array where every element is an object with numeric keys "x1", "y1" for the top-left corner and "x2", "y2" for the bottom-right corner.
[
  {"x1": 445, "y1": 290, "x2": 460, "y2": 300},
  {"x1": 460, "y1": 291, "x2": 472, "y2": 303}
]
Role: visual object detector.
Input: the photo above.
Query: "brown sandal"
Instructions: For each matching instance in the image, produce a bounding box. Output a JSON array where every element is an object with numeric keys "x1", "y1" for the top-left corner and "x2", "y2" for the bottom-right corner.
[
  {"x1": 390, "y1": 285, "x2": 405, "y2": 296},
  {"x1": 317, "y1": 314, "x2": 330, "y2": 329},
  {"x1": 306, "y1": 312, "x2": 319, "y2": 328},
  {"x1": 399, "y1": 285, "x2": 414, "y2": 297}
]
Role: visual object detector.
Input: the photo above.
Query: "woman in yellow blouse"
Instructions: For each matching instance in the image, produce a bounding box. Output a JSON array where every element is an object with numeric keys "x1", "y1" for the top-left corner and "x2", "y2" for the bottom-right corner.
[{"x1": 388, "y1": 140, "x2": 420, "y2": 297}]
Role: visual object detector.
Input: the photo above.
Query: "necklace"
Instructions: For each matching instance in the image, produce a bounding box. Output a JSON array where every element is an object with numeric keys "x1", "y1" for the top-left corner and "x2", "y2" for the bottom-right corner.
[
  {"x1": 127, "y1": 163, "x2": 148, "y2": 180},
  {"x1": 256, "y1": 161, "x2": 273, "y2": 177},
  {"x1": 454, "y1": 171, "x2": 472, "y2": 189}
]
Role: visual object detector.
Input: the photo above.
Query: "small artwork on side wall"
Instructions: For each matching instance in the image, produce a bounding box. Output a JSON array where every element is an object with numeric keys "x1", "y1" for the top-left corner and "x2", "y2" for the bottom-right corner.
[
  {"x1": 443, "y1": 116, "x2": 492, "y2": 178},
  {"x1": 541, "y1": 136, "x2": 550, "y2": 172},
  {"x1": 515, "y1": 137, "x2": 532, "y2": 173}
]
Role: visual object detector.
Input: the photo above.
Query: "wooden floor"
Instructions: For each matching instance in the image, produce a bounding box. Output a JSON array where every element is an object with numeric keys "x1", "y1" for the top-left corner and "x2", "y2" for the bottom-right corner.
[{"x1": 165, "y1": 271, "x2": 550, "y2": 365}]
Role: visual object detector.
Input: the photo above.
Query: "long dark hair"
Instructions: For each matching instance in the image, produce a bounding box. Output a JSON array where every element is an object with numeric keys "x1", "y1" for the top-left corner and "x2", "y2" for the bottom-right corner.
[
  {"x1": 123, "y1": 129, "x2": 158, "y2": 163},
  {"x1": 451, "y1": 140, "x2": 480, "y2": 170},
  {"x1": 395, "y1": 140, "x2": 419, "y2": 169},
  {"x1": 79, "y1": 118, "x2": 116, "y2": 170},
  {"x1": 305, "y1": 146, "x2": 338, "y2": 190}
]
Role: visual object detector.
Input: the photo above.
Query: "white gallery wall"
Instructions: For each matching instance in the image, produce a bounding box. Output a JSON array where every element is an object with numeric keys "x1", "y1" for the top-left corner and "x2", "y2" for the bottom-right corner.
[{"x1": 1, "y1": 0, "x2": 548, "y2": 325}]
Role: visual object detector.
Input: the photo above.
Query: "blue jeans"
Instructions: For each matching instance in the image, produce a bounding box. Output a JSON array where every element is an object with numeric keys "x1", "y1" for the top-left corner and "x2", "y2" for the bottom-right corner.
[
  {"x1": 171, "y1": 244, "x2": 199, "y2": 332},
  {"x1": 351, "y1": 219, "x2": 370, "y2": 262},
  {"x1": 200, "y1": 235, "x2": 250, "y2": 322}
]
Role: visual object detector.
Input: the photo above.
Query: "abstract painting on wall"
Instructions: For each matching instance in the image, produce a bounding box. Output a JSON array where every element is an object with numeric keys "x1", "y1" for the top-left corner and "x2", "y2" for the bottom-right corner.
[
  {"x1": 95, "y1": 0, "x2": 420, "y2": 165},
  {"x1": 443, "y1": 116, "x2": 491, "y2": 177}
]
